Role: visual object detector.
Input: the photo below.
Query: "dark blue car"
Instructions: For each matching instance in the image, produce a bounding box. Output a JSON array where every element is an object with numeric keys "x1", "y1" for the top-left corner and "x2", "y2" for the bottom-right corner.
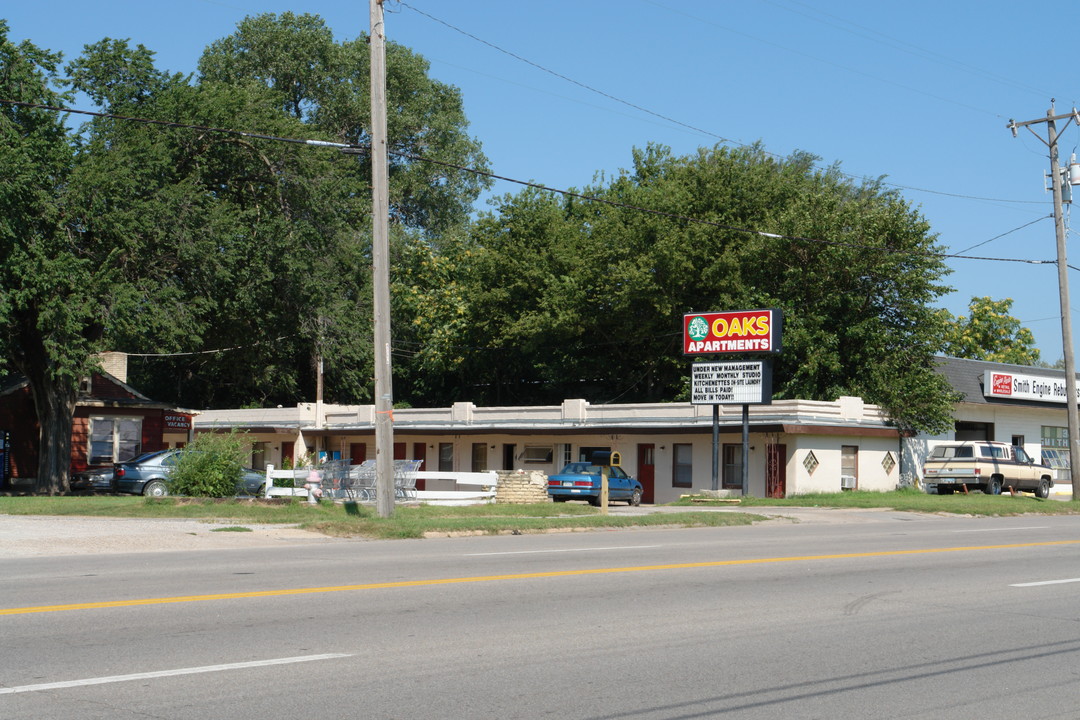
[{"x1": 547, "y1": 462, "x2": 643, "y2": 506}]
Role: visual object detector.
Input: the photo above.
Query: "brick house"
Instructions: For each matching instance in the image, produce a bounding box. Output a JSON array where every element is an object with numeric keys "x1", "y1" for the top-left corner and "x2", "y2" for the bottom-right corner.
[{"x1": 0, "y1": 353, "x2": 192, "y2": 489}]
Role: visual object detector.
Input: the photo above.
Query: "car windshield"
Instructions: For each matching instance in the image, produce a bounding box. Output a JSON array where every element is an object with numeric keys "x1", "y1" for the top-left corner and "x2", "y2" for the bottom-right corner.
[{"x1": 559, "y1": 462, "x2": 601, "y2": 475}]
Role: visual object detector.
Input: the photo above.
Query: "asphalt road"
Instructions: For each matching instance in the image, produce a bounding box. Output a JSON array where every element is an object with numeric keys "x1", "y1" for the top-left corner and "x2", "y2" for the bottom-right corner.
[{"x1": 3, "y1": 510, "x2": 1080, "y2": 719}]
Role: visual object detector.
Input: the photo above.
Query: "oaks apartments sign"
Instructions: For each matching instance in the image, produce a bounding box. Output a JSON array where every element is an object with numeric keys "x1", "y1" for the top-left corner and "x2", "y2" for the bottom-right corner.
[{"x1": 684, "y1": 309, "x2": 782, "y2": 406}]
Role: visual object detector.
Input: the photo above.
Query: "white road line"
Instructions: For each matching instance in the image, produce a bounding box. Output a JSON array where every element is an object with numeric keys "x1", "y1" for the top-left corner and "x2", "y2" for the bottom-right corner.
[
  {"x1": 1010, "y1": 578, "x2": 1080, "y2": 588},
  {"x1": 0, "y1": 653, "x2": 352, "y2": 695},
  {"x1": 953, "y1": 526, "x2": 1048, "y2": 533},
  {"x1": 466, "y1": 545, "x2": 662, "y2": 557}
]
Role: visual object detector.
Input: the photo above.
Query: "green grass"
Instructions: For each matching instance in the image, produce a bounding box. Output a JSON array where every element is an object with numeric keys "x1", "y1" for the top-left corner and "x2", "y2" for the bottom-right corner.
[
  {"x1": 0, "y1": 497, "x2": 762, "y2": 540},
  {"x1": 3, "y1": 489, "x2": 1076, "y2": 541},
  {"x1": 676, "y1": 488, "x2": 1080, "y2": 516}
]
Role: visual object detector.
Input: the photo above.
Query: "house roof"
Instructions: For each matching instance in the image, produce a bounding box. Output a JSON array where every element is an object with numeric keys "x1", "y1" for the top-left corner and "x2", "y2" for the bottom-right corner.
[
  {"x1": 934, "y1": 355, "x2": 1076, "y2": 409},
  {"x1": 0, "y1": 370, "x2": 173, "y2": 410}
]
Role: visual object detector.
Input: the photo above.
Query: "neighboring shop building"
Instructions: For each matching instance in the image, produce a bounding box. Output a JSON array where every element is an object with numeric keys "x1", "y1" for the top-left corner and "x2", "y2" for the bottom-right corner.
[
  {"x1": 196, "y1": 396, "x2": 902, "y2": 503},
  {"x1": 904, "y1": 356, "x2": 1078, "y2": 492}
]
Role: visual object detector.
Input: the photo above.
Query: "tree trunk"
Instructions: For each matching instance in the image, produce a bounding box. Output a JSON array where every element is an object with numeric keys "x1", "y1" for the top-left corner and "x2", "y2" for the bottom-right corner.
[{"x1": 24, "y1": 363, "x2": 77, "y2": 496}]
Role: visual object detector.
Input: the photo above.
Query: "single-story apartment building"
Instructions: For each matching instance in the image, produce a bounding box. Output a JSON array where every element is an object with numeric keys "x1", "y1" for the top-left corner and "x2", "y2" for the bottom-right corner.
[
  {"x1": 196, "y1": 395, "x2": 903, "y2": 503},
  {"x1": 193, "y1": 356, "x2": 1080, "y2": 502}
]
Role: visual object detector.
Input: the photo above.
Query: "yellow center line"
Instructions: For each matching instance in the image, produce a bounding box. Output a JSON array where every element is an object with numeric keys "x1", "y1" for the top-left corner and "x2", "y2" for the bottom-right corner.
[{"x1": 4, "y1": 539, "x2": 1078, "y2": 616}]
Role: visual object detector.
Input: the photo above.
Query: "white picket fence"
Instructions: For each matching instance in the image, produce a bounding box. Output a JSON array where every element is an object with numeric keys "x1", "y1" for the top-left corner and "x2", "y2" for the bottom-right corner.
[{"x1": 261, "y1": 464, "x2": 498, "y2": 505}]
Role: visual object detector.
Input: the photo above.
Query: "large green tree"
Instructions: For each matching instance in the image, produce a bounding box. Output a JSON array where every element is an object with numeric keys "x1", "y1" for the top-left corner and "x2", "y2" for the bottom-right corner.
[
  {"x1": 0, "y1": 22, "x2": 112, "y2": 494},
  {"x1": 397, "y1": 143, "x2": 957, "y2": 433},
  {"x1": 0, "y1": 13, "x2": 487, "y2": 492}
]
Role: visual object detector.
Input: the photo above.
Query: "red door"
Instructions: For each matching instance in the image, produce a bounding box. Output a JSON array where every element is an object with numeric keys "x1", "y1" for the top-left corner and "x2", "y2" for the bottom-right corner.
[
  {"x1": 281, "y1": 441, "x2": 295, "y2": 468},
  {"x1": 637, "y1": 444, "x2": 655, "y2": 504},
  {"x1": 766, "y1": 444, "x2": 787, "y2": 498},
  {"x1": 349, "y1": 443, "x2": 367, "y2": 464},
  {"x1": 413, "y1": 442, "x2": 427, "y2": 490},
  {"x1": 393, "y1": 442, "x2": 406, "y2": 460}
]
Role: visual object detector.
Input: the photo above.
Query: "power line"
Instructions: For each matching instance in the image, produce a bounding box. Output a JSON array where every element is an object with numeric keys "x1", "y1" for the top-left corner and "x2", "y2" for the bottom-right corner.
[
  {"x1": 397, "y1": 1, "x2": 1047, "y2": 206},
  {"x1": 0, "y1": 98, "x2": 1059, "y2": 267}
]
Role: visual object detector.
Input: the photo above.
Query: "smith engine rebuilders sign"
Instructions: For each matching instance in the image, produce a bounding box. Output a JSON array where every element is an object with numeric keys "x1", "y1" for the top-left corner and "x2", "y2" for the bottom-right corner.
[{"x1": 683, "y1": 309, "x2": 783, "y2": 355}]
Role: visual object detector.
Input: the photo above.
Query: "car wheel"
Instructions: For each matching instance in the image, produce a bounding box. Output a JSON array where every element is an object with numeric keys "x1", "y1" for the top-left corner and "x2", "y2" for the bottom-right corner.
[
  {"x1": 588, "y1": 495, "x2": 602, "y2": 507},
  {"x1": 984, "y1": 477, "x2": 1001, "y2": 496},
  {"x1": 1035, "y1": 479, "x2": 1050, "y2": 499},
  {"x1": 142, "y1": 480, "x2": 168, "y2": 497},
  {"x1": 628, "y1": 488, "x2": 642, "y2": 506}
]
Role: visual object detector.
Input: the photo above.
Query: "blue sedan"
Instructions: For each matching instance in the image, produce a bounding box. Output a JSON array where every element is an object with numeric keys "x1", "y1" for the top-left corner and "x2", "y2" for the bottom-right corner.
[{"x1": 547, "y1": 462, "x2": 643, "y2": 506}]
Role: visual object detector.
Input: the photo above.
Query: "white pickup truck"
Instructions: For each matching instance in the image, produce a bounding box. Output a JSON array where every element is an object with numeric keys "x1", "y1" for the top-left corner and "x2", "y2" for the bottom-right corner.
[{"x1": 922, "y1": 441, "x2": 1053, "y2": 498}]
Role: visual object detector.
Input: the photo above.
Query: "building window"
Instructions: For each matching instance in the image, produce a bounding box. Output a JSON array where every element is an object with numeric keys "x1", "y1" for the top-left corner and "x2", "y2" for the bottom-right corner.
[
  {"x1": 88, "y1": 416, "x2": 142, "y2": 465},
  {"x1": 471, "y1": 443, "x2": 488, "y2": 472},
  {"x1": 1011, "y1": 435, "x2": 1025, "y2": 447},
  {"x1": 522, "y1": 445, "x2": 554, "y2": 463},
  {"x1": 673, "y1": 443, "x2": 693, "y2": 488},
  {"x1": 438, "y1": 443, "x2": 453, "y2": 472},
  {"x1": 841, "y1": 445, "x2": 858, "y2": 484},
  {"x1": 251, "y1": 442, "x2": 267, "y2": 471},
  {"x1": 722, "y1": 444, "x2": 743, "y2": 489}
]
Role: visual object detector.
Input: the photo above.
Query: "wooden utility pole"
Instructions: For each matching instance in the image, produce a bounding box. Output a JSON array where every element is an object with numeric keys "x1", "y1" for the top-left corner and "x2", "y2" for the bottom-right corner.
[
  {"x1": 370, "y1": 0, "x2": 395, "y2": 517},
  {"x1": 1008, "y1": 104, "x2": 1080, "y2": 498}
]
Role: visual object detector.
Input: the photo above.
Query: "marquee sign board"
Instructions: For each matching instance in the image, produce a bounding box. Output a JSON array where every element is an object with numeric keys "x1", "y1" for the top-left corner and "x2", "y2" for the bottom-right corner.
[
  {"x1": 691, "y1": 361, "x2": 773, "y2": 405},
  {"x1": 683, "y1": 309, "x2": 782, "y2": 355},
  {"x1": 983, "y1": 370, "x2": 1080, "y2": 404}
]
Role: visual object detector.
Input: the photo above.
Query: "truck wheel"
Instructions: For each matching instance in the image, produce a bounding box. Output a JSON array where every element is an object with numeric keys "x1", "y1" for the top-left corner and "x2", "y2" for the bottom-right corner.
[
  {"x1": 1035, "y1": 479, "x2": 1050, "y2": 499},
  {"x1": 984, "y1": 478, "x2": 1001, "y2": 496}
]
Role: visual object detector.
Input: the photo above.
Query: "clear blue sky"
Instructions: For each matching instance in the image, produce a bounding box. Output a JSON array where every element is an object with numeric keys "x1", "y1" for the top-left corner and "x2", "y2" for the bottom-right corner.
[{"x1": 6, "y1": 1, "x2": 1079, "y2": 360}]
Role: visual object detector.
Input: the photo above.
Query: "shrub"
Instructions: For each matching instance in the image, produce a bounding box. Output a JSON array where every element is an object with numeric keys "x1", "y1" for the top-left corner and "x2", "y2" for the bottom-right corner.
[{"x1": 168, "y1": 431, "x2": 253, "y2": 498}]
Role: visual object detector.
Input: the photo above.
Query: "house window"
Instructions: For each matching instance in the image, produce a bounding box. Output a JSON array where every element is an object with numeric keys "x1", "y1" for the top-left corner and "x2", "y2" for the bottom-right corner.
[
  {"x1": 722, "y1": 444, "x2": 743, "y2": 489},
  {"x1": 673, "y1": 443, "x2": 693, "y2": 488},
  {"x1": 88, "y1": 416, "x2": 142, "y2": 465},
  {"x1": 438, "y1": 443, "x2": 453, "y2": 472},
  {"x1": 1012, "y1": 435, "x2": 1025, "y2": 448}
]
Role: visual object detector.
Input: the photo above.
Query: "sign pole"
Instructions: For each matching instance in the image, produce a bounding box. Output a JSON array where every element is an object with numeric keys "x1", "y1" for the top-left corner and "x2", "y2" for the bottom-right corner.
[
  {"x1": 711, "y1": 404, "x2": 720, "y2": 491},
  {"x1": 741, "y1": 404, "x2": 749, "y2": 496}
]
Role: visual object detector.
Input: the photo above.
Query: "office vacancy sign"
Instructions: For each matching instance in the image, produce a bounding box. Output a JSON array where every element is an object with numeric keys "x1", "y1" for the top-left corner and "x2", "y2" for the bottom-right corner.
[
  {"x1": 683, "y1": 309, "x2": 782, "y2": 355},
  {"x1": 691, "y1": 361, "x2": 773, "y2": 405}
]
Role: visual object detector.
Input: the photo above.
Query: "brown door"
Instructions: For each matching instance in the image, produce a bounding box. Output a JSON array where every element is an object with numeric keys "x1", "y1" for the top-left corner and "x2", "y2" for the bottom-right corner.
[
  {"x1": 413, "y1": 442, "x2": 427, "y2": 490},
  {"x1": 349, "y1": 443, "x2": 367, "y2": 464},
  {"x1": 393, "y1": 442, "x2": 406, "y2": 460},
  {"x1": 281, "y1": 441, "x2": 295, "y2": 468},
  {"x1": 766, "y1": 444, "x2": 786, "y2": 498},
  {"x1": 637, "y1": 444, "x2": 655, "y2": 504}
]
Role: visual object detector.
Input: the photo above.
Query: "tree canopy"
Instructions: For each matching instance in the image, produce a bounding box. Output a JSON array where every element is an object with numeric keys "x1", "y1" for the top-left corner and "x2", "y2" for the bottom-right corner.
[
  {"x1": 939, "y1": 296, "x2": 1040, "y2": 366},
  {"x1": 395, "y1": 143, "x2": 958, "y2": 433},
  {"x1": 0, "y1": 14, "x2": 488, "y2": 492}
]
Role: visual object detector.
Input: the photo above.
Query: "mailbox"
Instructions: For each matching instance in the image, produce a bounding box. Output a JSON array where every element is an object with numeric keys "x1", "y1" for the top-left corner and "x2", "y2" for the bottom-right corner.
[{"x1": 591, "y1": 450, "x2": 622, "y2": 467}]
